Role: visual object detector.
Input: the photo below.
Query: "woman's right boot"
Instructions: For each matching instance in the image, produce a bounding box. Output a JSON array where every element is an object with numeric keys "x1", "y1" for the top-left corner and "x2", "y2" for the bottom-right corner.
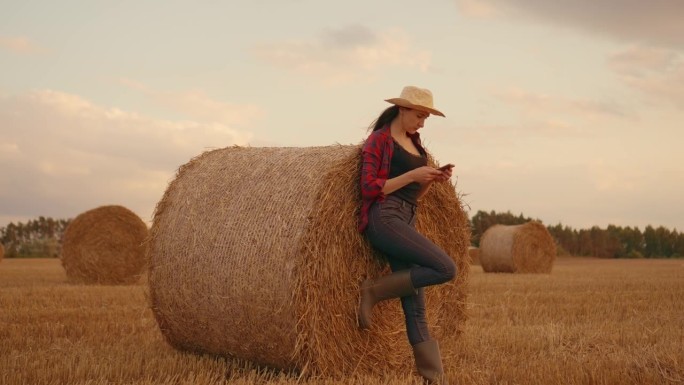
[
  {"x1": 412, "y1": 339, "x2": 447, "y2": 384},
  {"x1": 358, "y1": 270, "x2": 416, "y2": 329}
]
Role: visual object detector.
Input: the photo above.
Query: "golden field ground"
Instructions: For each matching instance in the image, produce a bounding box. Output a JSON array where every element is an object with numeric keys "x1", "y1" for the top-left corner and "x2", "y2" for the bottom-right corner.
[{"x1": 1, "y1": 257, "x2": 683, "y2": 385}]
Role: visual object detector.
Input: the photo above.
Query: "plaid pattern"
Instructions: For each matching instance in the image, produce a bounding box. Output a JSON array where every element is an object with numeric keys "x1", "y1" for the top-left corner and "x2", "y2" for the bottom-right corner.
[{"x1": 358, "y1": 125, "x2": 425, "y2": 232}]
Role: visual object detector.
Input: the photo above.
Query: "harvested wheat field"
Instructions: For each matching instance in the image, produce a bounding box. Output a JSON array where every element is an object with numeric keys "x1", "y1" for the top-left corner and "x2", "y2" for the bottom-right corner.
[
  {"x1": 1, "y1": 257, "x2": 683, "y2": 385},
  {"x1": 148, "y1": 145, "x2": 470, "y2": 377}
]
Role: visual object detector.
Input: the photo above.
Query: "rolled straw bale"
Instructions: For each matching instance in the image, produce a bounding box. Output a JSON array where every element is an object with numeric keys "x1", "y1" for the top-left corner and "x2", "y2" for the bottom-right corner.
[
  {"x1": 0, "y1": 243, "x2": 4, "y2": 262},
  {"x1": 468, "y1": 246, "x2": 480, "y2": 265},
  {"x1": 61, "y1": 205, "x2": 149, "y2": 284},
  {"x1": 479, "y1": 222, "x2": 556, "y2": 273},
  {"x1": 148, "y1": 144, "x2": 470, "y2": 377}
]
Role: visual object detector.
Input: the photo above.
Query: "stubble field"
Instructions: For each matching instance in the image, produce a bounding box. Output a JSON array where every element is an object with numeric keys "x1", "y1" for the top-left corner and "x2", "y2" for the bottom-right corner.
[{"x1": 1, "y1": 257, "x2": 682, "y2": 385}]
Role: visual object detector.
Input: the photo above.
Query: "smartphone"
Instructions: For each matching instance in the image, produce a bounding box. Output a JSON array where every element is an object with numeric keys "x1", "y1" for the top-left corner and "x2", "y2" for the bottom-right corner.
[{"x1": 437, "y1": 163, "x2": 455, "y2": 171}]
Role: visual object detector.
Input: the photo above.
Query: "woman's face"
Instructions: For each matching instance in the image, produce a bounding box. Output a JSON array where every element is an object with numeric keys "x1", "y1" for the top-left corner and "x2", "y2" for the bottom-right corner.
[{"x1": 400, "y1": 108, "x2": 430, "y2": 134}]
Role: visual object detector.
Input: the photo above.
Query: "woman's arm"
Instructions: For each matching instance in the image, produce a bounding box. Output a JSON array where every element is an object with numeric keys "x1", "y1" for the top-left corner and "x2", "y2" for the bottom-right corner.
[
  {"x1": 361, "y1": 132, "x2": 445, "y2": 198},
  {"x1": 385, "y1": 167, "x2": 443, "y2": 196},
  {"x1": 381, "y1": 172, "x2": 416, "y2": 195},
  {"x1": 362, "y1": 148, "x2": 442, "y2": 198},
  {"x1": 360, "y1": 148, "x2": 387, "y2": 200},
  {"x1": 416, "y1": 167, "x2": 453, "y2": 200}
]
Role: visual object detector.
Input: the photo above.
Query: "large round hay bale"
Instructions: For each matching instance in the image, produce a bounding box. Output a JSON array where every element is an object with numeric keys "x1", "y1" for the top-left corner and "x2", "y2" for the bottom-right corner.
[
  {"x1": 0, "y1": 243, "x2": 4, "y2": 262},
  {"x1": 61, "y1": 205, "x2": 149, "y2": 284},
  {"x1": 148, "y1": 144, "x2": 471, "y2": 377},
  {"x1": 479, "y1": 222, "x2": 556, "y2": 273}
]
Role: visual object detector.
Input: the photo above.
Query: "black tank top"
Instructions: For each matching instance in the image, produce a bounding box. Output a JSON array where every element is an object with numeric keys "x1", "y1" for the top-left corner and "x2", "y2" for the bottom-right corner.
[{"x1": 388, "y1": 139, "x2": 427, "y2": 205}]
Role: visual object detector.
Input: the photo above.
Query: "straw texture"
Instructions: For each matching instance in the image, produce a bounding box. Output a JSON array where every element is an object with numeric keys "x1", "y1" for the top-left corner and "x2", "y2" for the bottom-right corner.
[
  {"x1": 148, "y1": 144, "x2": 470, "y2": 377},
  {"x1": 479, "y1": 222, "x2": 556, "y2": 273},
  {"x1": 61, "y1": 205, "x2": 149, "y2": 284}
]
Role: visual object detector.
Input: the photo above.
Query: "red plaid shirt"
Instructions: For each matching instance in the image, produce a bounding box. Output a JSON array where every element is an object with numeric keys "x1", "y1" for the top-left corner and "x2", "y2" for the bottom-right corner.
[{"x1": 358, "y1": 125, "x2": 425, "y2": 232}]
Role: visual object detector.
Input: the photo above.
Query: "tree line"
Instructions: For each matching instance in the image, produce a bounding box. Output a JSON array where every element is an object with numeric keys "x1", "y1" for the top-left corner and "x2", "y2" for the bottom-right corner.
[
  {"x1": 0, "y1": 217, "x2": 71, "y2": 258},
  {"x1": 2, "y1": 212, "x2": 683, "y2": 258},
  {"x1": 471, "y1": 210, "x2": 684, "y2": 258}
]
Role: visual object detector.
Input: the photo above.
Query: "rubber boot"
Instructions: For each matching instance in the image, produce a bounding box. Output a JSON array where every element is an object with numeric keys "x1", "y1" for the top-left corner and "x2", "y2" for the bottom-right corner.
[
  {"x1": 412, "y1": 339, "x2": 447, "y2": 384},
  {"x1": 358, "y1": 270, "x2": 416, "y2": 329}
]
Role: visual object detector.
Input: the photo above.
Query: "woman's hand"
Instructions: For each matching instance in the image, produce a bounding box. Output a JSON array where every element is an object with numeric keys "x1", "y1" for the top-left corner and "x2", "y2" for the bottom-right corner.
[
  {"x1": 410, "y1": 166, "x2": 443, "y2": 184},
  {"x1": 435, "y1": 166, "x2": 453, "y2": 182}
]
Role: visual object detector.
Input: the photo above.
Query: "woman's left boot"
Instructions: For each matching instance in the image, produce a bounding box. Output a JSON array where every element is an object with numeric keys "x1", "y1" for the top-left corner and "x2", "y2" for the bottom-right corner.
[
  {"x1": 412, "y1": 339, "x2": 448, "y2": 384},
  {"x1": 358, "y1": 270, "x2": 416, "y2": 329}
]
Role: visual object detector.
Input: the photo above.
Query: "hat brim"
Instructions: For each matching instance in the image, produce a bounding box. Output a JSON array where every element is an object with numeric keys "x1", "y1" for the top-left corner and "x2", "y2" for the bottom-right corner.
[{"x1": 385, "y1": 98, "x2": 445, "y2": 117}]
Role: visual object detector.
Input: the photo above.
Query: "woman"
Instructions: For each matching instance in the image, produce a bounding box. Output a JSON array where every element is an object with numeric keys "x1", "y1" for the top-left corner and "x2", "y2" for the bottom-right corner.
[{"x1": 358, "y1": 85, "x2": 456, "y2": 384}]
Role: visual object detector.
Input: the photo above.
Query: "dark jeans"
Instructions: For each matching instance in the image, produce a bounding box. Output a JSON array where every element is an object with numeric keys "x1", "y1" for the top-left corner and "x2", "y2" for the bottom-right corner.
[{"x1": 364, "y1": 195, "x2": 457, "y2": 345}]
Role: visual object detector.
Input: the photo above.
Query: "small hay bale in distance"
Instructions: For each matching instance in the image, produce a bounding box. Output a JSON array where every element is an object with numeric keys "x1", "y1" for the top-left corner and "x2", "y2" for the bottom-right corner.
[
  {"x1": 148, "y1": 144, "x2": 471, "y2": 377},
  {"x1": 61, "y1": 205, "x2": 149, "y2": 284},
  {"x1": 479, "y1": 222, "x2": 556, "y2": 273}
]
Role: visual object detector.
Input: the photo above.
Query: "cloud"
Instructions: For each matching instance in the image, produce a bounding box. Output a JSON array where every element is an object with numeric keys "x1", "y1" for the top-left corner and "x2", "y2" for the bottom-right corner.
[
  {"x1": 0, "y1": 90, "x2": 252, "y2": 226},
  {"x1": 458, "y1": 159, "x2": 684, "y2": 229},
  {"x1": 321, "y1": 24, "x2": 378, "y2": 47},
  {"x1": 454, "y1": 0, "x2": 684, "y2": 49},
  {"x1": 608, "y1": 46, "x2": 684, "y2": 108},
  {"x1": 0, "y1": 35, "x2": 45, "y2": 54},
  {"x1": 461, "y1": 87, "x2": 637, "y2": 139},
  {"x1": 250, "y1": 24, "x2": 431, "y2": 85},
  {"x1": 455, "y1": 0, "x2": 498, "y2": 17},
  {"x1": 586, "y1": 158, "x2": 640, "y2": 192},
  {"x1": 494, "y1": 87, "x2": 635, "y2": 120},
  {"x1": 118, "y1": 78, "x2": 263, "y2": 126},
  {"x1": 455, "y1": 0, "x2": 684, "y2": 111}
]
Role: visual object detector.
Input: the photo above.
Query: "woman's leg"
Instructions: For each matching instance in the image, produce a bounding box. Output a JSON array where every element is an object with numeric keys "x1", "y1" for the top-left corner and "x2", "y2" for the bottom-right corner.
[
  {"x1": 388, "y1": 259, "x2": 430, "y2": 346},
  {"x1": 363, "y1": 200, "x2": 451, "y2": 383},
  {"x1": 366, "y1": 201, "x2": 457, "y2": 289}
]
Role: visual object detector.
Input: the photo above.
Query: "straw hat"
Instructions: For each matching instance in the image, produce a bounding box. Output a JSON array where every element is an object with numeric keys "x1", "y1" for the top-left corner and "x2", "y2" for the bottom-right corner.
[{"x1": 385, "y1": 86, "x2": 445, "y2": 117}]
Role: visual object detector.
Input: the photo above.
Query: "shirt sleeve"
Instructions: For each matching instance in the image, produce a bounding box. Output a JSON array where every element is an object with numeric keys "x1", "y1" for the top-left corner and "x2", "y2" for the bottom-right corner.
[{"x1": 360, "y1": 134, "x2": 386, "y2": 200}]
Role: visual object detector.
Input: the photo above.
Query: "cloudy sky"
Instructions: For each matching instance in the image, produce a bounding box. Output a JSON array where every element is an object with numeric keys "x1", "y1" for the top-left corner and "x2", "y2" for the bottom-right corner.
[{"x1": 1, "y1": 0, "x2": 682, "y2": 231}]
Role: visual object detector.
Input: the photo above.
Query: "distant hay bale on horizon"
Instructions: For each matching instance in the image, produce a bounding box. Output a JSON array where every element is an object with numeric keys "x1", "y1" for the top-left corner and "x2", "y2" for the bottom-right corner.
[
  {"x1": 61, "y1": 205, "x2": 149, "y2": 284},
  {"x1": 148, "y1": 144, "x2": 471, "y2": 378},
  {"x1": 479, "y1": 222, "x2": 556, "y2": 274},
  {"x1": 468, "y1": 246, "x2": 480, "y2": 265}
]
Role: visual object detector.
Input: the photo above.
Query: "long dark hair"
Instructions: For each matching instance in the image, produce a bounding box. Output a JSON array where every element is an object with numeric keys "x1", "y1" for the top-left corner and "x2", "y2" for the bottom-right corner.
[{"x1": 369, "y1": 105, "x2": 399, "y2": 131}]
